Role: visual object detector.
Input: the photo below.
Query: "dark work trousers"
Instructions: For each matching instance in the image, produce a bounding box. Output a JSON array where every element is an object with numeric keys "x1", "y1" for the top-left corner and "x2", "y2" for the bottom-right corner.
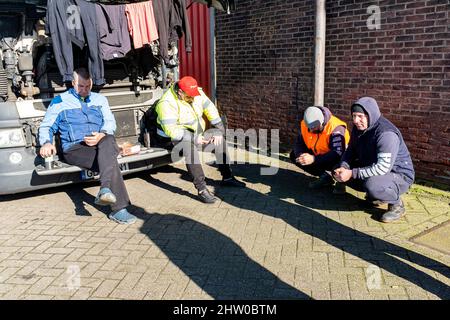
[
  {"x1": 289, "y1": 150, "x2": 334, "y2": 177},
  {"x1": 156, "y1": 135, "x2": 232, "y2": 191},
  {"x1": 63, "y1": 135, "x2": 130, "y2": 212},
  {"x1": 346, "y1": 173, "x2": 411, "y2": 205}
]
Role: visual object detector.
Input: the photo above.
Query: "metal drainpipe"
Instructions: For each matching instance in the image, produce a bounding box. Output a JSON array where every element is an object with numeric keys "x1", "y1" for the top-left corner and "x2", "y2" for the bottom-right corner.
[
  {"x1": 161, "y1": 60, "x2": 167, "y2": 89},
  {"x1": 314, "y1": 0, "x2": 326, "y2": 107},
  {"x1": 210, "y1": 7, "x2": 217, "y2": 104}
]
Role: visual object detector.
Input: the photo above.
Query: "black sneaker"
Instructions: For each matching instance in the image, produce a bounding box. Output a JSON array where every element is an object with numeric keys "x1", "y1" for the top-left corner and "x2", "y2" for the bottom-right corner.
[
  {"x1": 358, "y1": 198, "x2": 384, "y2": 209},
  {"x1": 380, "y1": 200, "x2": 406, "y2": 223},
  {"x1": 220, "y1": 177, "x2": 246, "y2": 188},
  {"x1": 198, "y1": 188, "x2": 217, "y2": 204},
  {"x1": 332, "y1": 182, "x2": 346, "y2": 195},
  {"x1": 308, "y1": 173, "x2": 333, "y2": 189},
  {"x1": 364, "y1": 194, "x2": 385, "y2": 207}
]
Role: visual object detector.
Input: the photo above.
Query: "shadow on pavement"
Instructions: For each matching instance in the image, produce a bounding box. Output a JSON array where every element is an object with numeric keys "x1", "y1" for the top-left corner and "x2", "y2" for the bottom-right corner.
[
  {"x1": 135, "y1": 211, "x2": 310, "y2": 299},
  {"x1": 64, "y1": 186, "x2": 309, "y2": 299},
  {"x1": 65, "y1": 187, "x2": 95, "y2": 216},
  {"x1": 238, "y1": 164, "x2": 450, "y2": 298},
  {"x1": 150, "y1": 163, "x2": 450, "y2": 299},
  {"x1": 5, "y1": 160, "x2": 447, "y2": 299}
]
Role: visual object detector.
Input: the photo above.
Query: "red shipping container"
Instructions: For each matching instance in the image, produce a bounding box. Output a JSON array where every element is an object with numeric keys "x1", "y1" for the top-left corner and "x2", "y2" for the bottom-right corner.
[{"x1": 178, "y1": 2, "x2": 212, "y2": 97}]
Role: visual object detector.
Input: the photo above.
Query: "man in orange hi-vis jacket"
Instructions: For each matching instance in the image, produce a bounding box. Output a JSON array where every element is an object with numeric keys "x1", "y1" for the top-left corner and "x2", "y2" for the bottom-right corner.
[{"x1": 290, "y1": 106, "x2": 350, "y2": 193}]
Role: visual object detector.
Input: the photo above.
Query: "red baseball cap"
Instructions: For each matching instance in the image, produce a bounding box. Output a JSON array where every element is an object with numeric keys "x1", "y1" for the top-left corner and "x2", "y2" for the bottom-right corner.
[{"x1": 178, "y1": 76, "x2": 201, "y2": 97}]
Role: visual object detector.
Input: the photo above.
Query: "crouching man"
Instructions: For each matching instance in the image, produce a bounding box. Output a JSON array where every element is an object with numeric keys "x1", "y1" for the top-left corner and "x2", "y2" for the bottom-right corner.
[
  {"x1": 290, "y1": 106, "x2": 350, "y2": 193},
  {"x1": 333, "y1": 97, "x2": 415, "y2": 223}
]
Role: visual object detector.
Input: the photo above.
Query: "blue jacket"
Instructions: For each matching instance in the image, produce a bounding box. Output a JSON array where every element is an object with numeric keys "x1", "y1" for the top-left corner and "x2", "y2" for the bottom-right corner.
[
  {"x1": 39, "y1": 88, "x2": 116, "y2": 151},
  {"x1": 340, "y1": 97, "x2": 415, "y2": 184}
]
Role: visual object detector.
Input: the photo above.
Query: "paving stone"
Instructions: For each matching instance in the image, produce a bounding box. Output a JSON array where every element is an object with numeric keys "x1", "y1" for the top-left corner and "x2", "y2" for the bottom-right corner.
[
  {"x1": 21, "y1": 294, "x2": 54, "y2": 300},
  {"x1": 92, "y1": 279, "x2": 120, "y2": 298},
  {"x1": 0, "y1": 149, "x2": 448, "y2": 300},
  {"x1": 1, "y1": 284, "x2": 30, "y2": 299},
  {"x1": 109, "y1": 288, "x2": 147, "y2": 300},
  {"x1": 41, "y1": 285, "x2": 74, "y2": 299},
  {"x1": 26, "y1": 276, "x2": 55, "y2": 295}
]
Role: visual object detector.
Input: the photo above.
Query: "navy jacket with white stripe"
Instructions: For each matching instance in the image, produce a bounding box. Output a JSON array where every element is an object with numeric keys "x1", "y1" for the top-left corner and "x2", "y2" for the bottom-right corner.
[{"x1": 340, "y1": 97, "x2": 415, "y2": 184}]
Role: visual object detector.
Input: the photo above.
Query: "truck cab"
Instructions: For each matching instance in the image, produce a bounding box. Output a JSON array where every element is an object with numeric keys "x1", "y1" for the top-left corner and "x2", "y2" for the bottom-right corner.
[{"x1": 0, "y1": 0, "x2": 182, "y2": 195}]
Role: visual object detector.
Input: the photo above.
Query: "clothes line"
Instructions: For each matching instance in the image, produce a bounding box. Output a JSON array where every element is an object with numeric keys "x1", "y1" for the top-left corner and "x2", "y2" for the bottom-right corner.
[{"x1": 46, "y1": 0, "x2": 192, "y2": 85}]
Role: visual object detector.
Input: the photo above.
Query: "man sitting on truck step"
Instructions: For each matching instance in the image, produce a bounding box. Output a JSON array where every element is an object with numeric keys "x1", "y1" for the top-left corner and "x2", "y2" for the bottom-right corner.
[{"x1": 38, "y1": 68, "x2": 137, "y2": 224}]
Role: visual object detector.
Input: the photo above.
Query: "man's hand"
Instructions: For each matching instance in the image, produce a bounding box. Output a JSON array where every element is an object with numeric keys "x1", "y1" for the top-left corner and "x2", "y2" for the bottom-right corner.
[
  {"x1": 84, "y1": 132, "x2": 105, "y2": 147},
  {"x1": 40, "y1": 143, "x2": 57, "y2": 158},
  {"x1": 194, "y1": 134, "x2": 209, "y2": 145},
  {"x1": 333, "y1": 167, "x2": 352, "y2": 183},
  {"x1": 297, "y1": 153, "x2": 315, "y2": 166},
  {"x1": 209, "y1": 135, "x2": 223, "y2": 147}
]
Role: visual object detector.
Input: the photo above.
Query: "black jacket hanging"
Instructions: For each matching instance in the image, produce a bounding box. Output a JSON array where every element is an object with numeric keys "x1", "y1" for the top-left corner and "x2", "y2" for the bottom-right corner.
[
  {"x1": 74, "y1": 0, "x2": 105, "y2": 85},
  {"x1": 171, "y1": 0, "x2": 192, "y2": 52},
  {"x1": 46, "y1": 0, "x2": 85, "y2": 82},
  {"x1": 153, "y1": 0, "x2": 192, "y2": 64}
]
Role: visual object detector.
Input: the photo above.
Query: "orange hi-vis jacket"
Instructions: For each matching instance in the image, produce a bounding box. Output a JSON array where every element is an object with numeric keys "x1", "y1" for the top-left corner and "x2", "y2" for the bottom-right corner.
[{"x1": 300, "y1": 116, "x2": 350, "y2": 156}]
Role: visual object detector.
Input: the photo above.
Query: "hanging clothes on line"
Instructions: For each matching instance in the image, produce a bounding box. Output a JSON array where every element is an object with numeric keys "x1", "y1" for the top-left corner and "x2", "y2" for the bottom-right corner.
[
  {"x1": 95, "y1": 3, "x2": 132, "y2": 60},
  {"x1": 125, "y1": 1, "x2": 159, "y2": 50},
  {"x1": 153, "y1": 0, "x2": 192, "y2": 64},
  {"x1": 152, "y1": 0, "x2": 171, "y2": 64},
  {"x1": 74, "y1": 0, "x2": 105, "y2": 85},
  {"x1": 46, "y1": 0, "x2": 105, "y2": 85},
  {"x1": 171, "y1": 0, "x2": 192, "y2": 52},
  {"x1": 47, "y1": 0, "x2": 193, "y2": 84},
  {"x1": 46, "y1": 0, "x2": 85, "y2": 83}
]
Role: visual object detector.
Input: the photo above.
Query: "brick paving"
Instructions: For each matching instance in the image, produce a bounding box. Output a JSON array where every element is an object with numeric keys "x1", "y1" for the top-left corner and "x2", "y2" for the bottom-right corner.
[{"x1": 0, "y1": 148, "x2": 449, "y2": 300}]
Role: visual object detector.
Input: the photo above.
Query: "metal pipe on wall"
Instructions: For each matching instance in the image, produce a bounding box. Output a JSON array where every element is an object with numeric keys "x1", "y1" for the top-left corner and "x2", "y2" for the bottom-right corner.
[
  {"x1": 314, "y1": 0, "x2": 326, "y2": 106},
  {"x1": 210, "y1": 7, "x2": 216, "y2": 104}
]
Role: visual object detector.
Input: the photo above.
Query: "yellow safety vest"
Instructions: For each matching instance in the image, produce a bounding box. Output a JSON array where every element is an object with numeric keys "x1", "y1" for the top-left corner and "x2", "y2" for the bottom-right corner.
[{"x1": 155, "y1": 86, "x2": 222, "y2": 141}]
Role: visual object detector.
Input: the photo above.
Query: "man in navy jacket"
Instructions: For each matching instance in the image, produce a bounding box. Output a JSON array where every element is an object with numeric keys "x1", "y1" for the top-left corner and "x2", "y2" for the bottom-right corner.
[
  {"x1": 39, "y1": 68, "x2": 136, "y2": 224},
  {"x1": 334, "y1": 97, "x2": 415, "y2": 223}
]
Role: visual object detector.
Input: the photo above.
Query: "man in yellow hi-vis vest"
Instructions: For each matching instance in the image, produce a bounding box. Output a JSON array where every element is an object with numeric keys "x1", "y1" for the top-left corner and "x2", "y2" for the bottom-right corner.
[
  {"x1": 290, "y1": 106, "x2": 350, "y2": 193},
  {"x1": 155, "y1": 76, "x2": 245, "y2": 203}
]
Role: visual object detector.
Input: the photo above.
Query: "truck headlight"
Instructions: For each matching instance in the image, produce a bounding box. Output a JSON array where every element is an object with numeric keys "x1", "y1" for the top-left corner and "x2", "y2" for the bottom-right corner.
[
  {"x1": 0, "y1": 128, "x2": 26, "y2": 148},
  {"x1": 9, "y1": 152, "x2": 23, "y2": 164}
]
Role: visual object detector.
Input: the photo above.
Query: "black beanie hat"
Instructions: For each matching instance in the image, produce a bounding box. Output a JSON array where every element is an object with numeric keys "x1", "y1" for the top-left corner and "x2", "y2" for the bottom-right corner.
[{"x1": 351, "y1": 104, "x2": 366, "y2": 114}]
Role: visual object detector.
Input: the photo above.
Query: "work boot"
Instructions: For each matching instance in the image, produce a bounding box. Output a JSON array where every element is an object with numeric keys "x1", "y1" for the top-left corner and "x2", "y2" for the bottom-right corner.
[
  {"x1": 380, "y1": 200, "x2": 406, "y2": 223},
  {"x1": 108, "y1": 208, "x2": 137, "y2": 225},
  {"x1": 198, "y1": 188, "x2": 217, "y2": 204},
  {"x1": 332, "y1": 182, "x2": 346, "y2": 195},
  {"x1": 365, "y1": 194, "x2": 385, "y2": 207},
  {"x1": 95, "y1": 187, "x2": 117, "y2": 206},
  {"x1": 308, "y1": 173, "x2": 333, "y2": 189},
  {"x1": 357, "y1": 195, "x2": 385, "y2": 209},
  {"x1": 220, "y1": 177, "x2": 246, "y2": 188}
]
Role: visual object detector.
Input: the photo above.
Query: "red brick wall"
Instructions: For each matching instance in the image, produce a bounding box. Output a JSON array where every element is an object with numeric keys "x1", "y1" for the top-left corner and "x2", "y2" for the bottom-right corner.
[{"x1": 215, "y1": 0, "x2": 450, "y2": 184}]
